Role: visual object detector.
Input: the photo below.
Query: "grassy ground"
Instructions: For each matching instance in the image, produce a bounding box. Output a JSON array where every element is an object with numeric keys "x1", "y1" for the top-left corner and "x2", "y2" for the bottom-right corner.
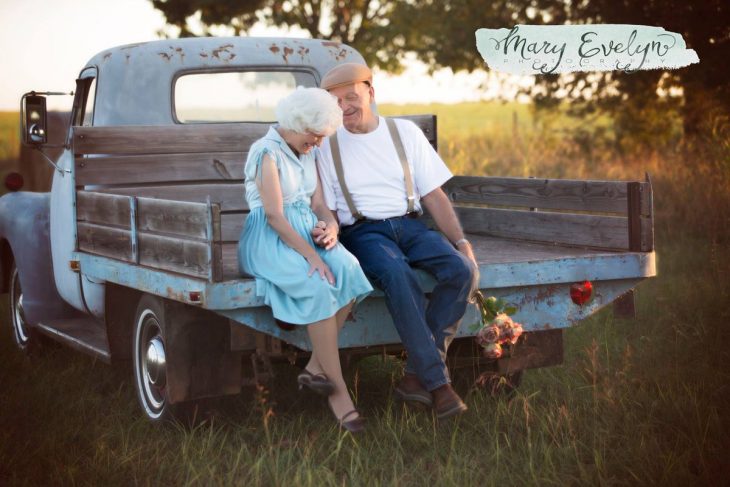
[{"x1": 1, "y1": 103, "x2": 729, "y2": 485}]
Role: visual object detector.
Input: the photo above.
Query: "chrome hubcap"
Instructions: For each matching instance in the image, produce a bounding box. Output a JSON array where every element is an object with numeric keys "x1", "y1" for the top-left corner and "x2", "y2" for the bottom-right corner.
[
  {"x1": 136, "y1": 311, "x2": 167, "y2": 415},
  {"x1": 144, "y1": 336, "x2": 167, "y2": 388}
]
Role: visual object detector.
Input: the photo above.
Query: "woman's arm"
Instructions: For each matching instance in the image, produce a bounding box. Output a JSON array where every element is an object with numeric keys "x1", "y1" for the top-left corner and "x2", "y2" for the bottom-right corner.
[
  {"x1": 310, "y1": 176, "x2": 339, "y2": 250},
  {"x1": 257, "y1": 154, "x2": 334, "y2": 283}
]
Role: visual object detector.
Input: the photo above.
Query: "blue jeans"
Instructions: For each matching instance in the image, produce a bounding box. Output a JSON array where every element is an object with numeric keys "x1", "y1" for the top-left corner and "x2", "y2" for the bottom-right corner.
[{"x1": 340, "y1": 217, "x2": 475, "y2": 391}]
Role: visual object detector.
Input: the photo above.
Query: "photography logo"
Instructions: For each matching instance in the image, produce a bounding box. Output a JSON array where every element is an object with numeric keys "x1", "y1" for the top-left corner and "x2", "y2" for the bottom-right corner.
[{"x1": 476, "y1": 24, "x2": 699, "y2": 75}]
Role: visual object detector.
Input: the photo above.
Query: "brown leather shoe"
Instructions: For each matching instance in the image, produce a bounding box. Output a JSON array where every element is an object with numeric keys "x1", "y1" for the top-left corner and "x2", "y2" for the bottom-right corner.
[
  {"x1": 432, "y1": 384, "x2": 468, "y2": 419},
  {"x1": 393, "y1": 373, "x2": 433, "y2": 407}
]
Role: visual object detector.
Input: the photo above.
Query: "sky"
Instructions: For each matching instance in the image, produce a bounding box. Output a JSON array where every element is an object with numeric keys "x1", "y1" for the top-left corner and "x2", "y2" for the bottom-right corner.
[{"x1": 0, "y1": 0, "x2": 515, "y2": 111}]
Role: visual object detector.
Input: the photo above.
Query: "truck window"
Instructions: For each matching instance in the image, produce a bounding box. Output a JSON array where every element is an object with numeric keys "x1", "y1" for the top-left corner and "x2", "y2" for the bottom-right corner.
[
  {"x1": 82, "y1": 78, "x2": 96, "y2": 127},
  {"x1": 174, "y1": 70, "x2": 316, "y2": 123}
]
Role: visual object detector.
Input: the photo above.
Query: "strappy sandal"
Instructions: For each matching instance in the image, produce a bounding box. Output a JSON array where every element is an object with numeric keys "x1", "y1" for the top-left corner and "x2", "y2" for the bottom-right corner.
[
  {"x1": 336, "y1": 409, "x2": 366, "y2": 434},
  {"x1": 297, "y1": 369, "x2": 335, "y2": 396}
]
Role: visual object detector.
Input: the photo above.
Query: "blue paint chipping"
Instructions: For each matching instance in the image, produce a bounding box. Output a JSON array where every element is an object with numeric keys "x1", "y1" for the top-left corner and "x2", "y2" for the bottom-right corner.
[{"x1": 76, "y1": 249, "x2": 656, "y2": 351}]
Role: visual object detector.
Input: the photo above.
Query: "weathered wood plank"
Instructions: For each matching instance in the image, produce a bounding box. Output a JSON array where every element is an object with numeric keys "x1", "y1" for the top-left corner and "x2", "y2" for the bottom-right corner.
[
  {"x1": 627, "y1": 181, "x2": 642, "y2": 251},
  {"x1": 222, "y1": 242, "x2": 243, "y2": 281},
  {"x1": 77, "y1": 222, "x2": 133, "y2": 261},
  {"x1": 75, "y1": 152, "x2": 247, "y2": 186},
  {"x1": 138, "y1": 233, "x2": 212, "y2": 279},
  {"x1": 221, "y1": 213, "x2": 247, "y2": 242},
  {"x1": 455, "y1": 206, "x2": 629, "y2": 249},
  {"x1": 640, "y1": 216, "x2": 653, "y2": 252},
  {"x1": 136, "y1": 197, "x2": 210, "y2": 239},
  {"x1": 94, "y1": 183, "x2": 248, "y2": 212},
  {"x1": 73, "y1": 116, "x2": 434, "y2": 157},
  {"x1": 208, "y1": 201, "x2": 223, "y2": 282},
  {"x1": 73, "y1": 123, "x2": 270, "y2": 155},
  {"x1": 76, "y1": 191, "x2": 131, "y2": 228},
  {"x1": 444, "y1": 176, "x2": 651, "y2": 215}
]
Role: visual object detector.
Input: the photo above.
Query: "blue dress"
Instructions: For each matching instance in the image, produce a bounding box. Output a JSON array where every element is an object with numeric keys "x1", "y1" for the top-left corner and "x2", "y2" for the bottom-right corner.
[{"x1": 238, "y1": 126, "x2": 373, "y2": 325}]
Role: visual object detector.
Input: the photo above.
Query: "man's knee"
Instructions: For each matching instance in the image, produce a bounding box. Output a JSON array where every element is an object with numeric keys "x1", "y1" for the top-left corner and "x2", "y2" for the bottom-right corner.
[{"x1": 441, "y1": 252, "x2": 475, "y2": 287}]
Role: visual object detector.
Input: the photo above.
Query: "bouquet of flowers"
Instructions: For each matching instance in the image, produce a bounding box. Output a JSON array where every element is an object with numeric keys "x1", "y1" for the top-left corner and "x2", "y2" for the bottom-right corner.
[{"x1": 470, "y1": 290, "x2": 524, "y2": 360}]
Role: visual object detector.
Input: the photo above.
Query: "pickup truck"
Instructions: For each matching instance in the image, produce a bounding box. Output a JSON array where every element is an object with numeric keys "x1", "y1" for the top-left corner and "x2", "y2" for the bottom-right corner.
[{"x1": 0, "y1": 37, "x2": 656, "y2": 421}]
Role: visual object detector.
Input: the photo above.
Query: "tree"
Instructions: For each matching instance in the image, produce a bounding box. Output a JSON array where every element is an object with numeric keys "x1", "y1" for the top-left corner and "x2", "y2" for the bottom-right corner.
[
  {"x1": 152, "y1": 0, "x2": 729, "y2": 144},
  {"x1": 397, "y1": 0, "x2": 730, "y2": 143}
]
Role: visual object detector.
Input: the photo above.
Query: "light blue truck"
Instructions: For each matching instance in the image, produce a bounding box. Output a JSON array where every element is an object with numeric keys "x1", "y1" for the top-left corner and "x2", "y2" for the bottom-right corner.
[{"x1": 0, "y1": 37, "x2": 656, "y2": 421}]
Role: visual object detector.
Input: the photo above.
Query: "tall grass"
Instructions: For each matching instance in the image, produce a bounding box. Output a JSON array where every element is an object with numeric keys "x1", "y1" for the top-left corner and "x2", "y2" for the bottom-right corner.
[{"x1": 1, "y1": 102, "x2": 729, "y2": 485}]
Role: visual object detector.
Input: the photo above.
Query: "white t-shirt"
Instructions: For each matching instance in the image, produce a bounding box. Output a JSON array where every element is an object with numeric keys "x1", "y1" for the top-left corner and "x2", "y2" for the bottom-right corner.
[{"x1": 317, "y1": 116, "x2": 452, "y2": 226}]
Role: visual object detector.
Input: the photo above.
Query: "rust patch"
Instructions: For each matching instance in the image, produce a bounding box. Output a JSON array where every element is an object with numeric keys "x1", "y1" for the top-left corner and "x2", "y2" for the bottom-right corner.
[
  {"x1": 166, "y1": 286, "x2": 185, "y2": 301},
  {"x1": 334, "y1": 49, "x2": 348, "y2": 61},
  {"x1": 103, "y1": 53, "x2": 112, "y2": 61},
  {"x1": 297, "y1": 46, "x2": 310, "y2": 58},
  {"x1": 321, "y1": 41, "x2": 342, "y2": 48},
  {"x1": 158, "y1": 52, "x2": 172, "y2": 61},
  {"x1": 174, "y1": 47, "x2": 185, "y2": 63},
  {"x1": 199, "y1": 52, "x2": 209, "y2": 58},
  {"x1": 282, "y1": 46, "x2": 294, "y2": 63},
  {"x1": 519, "y1": 285, "x2": 560, "y2": 306},
  {"x1": 212, "y1": 43, "x2": 235, "y2": 62},
  {"x1": 269, "y1": 44, "x2": 280, "y2": 54}
]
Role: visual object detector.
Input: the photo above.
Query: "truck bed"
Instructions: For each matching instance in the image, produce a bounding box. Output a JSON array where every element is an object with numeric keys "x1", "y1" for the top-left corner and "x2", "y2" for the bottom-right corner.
[
  {"x1": 219, "y1": 233, "x2": 624, "y2": 281},
  {"x1": 70, "y1": 120, "x2": 656, "y2": 351}
]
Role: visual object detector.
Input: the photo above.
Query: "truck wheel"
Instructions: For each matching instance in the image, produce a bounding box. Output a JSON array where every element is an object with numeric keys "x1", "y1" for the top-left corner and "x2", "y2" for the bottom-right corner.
[
  {"x1": 133, "y1": 294, "x2": 180, "y2": 422},
  {"x1": 8, "y1": 263, "x2": 39, "y2": 352}
]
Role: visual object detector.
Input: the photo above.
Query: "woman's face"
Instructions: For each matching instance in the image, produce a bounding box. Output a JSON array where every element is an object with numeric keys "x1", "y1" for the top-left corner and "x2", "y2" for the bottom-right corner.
[{"x1": 286, "y1": 130, "x2": 326, "y2": 155}]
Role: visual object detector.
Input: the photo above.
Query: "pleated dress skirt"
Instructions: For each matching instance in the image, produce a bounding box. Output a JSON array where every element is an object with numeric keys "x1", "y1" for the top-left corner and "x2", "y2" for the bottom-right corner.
[{"x1": 238, "y1": 200, "x2": 373, "y2": 325}]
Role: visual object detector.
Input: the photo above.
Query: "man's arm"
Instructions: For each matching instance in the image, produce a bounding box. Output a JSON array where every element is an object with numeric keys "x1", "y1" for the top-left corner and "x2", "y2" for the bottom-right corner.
[{"x1": 420, "y1": 187, "x2": 478, "y2": 269}]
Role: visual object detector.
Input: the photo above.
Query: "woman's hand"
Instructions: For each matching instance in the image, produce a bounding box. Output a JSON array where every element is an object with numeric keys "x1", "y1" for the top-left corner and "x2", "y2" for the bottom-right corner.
[
  {"x1": 306, "y1": 252, "x2": 335, "y2": 285},
  {"x1": 311, "y1": 220, "x2": 339, "y2": 250}
]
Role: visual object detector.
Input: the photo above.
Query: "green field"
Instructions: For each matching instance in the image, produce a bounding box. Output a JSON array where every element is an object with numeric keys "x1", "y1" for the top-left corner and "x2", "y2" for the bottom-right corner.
[
  {"x1": 1, "y1": 103, "x2": 729, "y2": 485},
  {"x1": 0, "y1": 112, "x2": 19, "y2": 161}
]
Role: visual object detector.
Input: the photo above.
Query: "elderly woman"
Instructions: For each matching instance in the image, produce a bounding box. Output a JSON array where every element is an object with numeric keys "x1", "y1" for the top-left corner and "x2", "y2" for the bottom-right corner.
[{"x1": 238, "y1": 87, "x2": 372, "y2": 433}]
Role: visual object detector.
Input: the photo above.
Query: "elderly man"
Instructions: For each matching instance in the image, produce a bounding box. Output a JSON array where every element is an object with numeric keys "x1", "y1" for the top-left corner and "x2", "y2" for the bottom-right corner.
[{"x1": 313, "y1": 62, "x2": 478, "y2": 419}]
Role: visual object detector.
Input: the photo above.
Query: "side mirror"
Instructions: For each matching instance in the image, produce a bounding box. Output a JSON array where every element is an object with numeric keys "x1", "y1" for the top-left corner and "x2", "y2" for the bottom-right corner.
[{"x1": 21, "y1": 93, "x2": 48, "y2": 146}]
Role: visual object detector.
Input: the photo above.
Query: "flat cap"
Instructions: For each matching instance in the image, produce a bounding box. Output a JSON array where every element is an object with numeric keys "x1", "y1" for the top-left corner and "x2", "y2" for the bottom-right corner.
[{"x1": 321, "y1": 63, "x2": 373, "y2": 90}]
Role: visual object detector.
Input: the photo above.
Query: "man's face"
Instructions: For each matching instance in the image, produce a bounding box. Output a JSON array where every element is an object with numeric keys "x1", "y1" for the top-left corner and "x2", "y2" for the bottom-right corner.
[{"x1": 328, "y1": 82, "x2": 376, "y2": 133}]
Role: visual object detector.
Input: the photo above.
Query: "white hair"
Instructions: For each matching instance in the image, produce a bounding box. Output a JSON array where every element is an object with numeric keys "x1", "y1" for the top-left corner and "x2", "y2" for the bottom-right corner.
[{"x1": 276, "y1": 87, "x2": 342, "y2": 136}]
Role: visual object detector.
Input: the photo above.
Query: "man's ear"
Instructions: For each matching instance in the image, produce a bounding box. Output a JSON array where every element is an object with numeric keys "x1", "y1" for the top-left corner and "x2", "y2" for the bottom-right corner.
[{"x1": 368, "y1": 84, "x2": 375, "y2": 103}]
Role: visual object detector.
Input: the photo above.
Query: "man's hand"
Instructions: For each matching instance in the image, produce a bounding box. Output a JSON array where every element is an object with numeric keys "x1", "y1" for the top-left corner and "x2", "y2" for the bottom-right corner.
[
  {"x1": 311, "y1": 220, "x2": 338, "y2": 250},
  {"x1": 456, "y1": 240, "x2": 481, "y2": 293}
]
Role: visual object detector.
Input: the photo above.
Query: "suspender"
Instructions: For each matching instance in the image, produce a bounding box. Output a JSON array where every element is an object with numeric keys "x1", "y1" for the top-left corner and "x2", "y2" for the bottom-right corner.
[
  {"x1": 386, "y1": 118, "x2": 417, "y2": 214},
  {"x1": 329, "y1": 117, "x2": 416, "y2": 220},
  {"x1": 329, "y1": 132, "x2": 363, "y2": 220}
]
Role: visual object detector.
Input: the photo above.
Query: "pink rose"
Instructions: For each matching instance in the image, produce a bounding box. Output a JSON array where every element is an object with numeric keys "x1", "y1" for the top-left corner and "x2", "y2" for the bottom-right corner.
[
  {"x1": 482, "y1": 342, "x2": 503, "y2": 360},
  {"x1": 477, "y1": 325, "x2": 501, "y2": 345}
]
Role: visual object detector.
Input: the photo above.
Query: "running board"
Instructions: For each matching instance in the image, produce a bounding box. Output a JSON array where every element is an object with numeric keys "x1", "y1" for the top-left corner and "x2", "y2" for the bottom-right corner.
[{"x1": 35, "y1": 318, "x2": 111, "y2": 363}]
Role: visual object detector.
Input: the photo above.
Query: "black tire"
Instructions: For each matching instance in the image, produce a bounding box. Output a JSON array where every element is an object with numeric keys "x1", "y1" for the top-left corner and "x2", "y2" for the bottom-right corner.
[
  {"x1": 8, "y1": 263, "x2": 41, "y2": 353},
  {"x1": 133, "y1": 294, "x2": 195, "y2": 423}
]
